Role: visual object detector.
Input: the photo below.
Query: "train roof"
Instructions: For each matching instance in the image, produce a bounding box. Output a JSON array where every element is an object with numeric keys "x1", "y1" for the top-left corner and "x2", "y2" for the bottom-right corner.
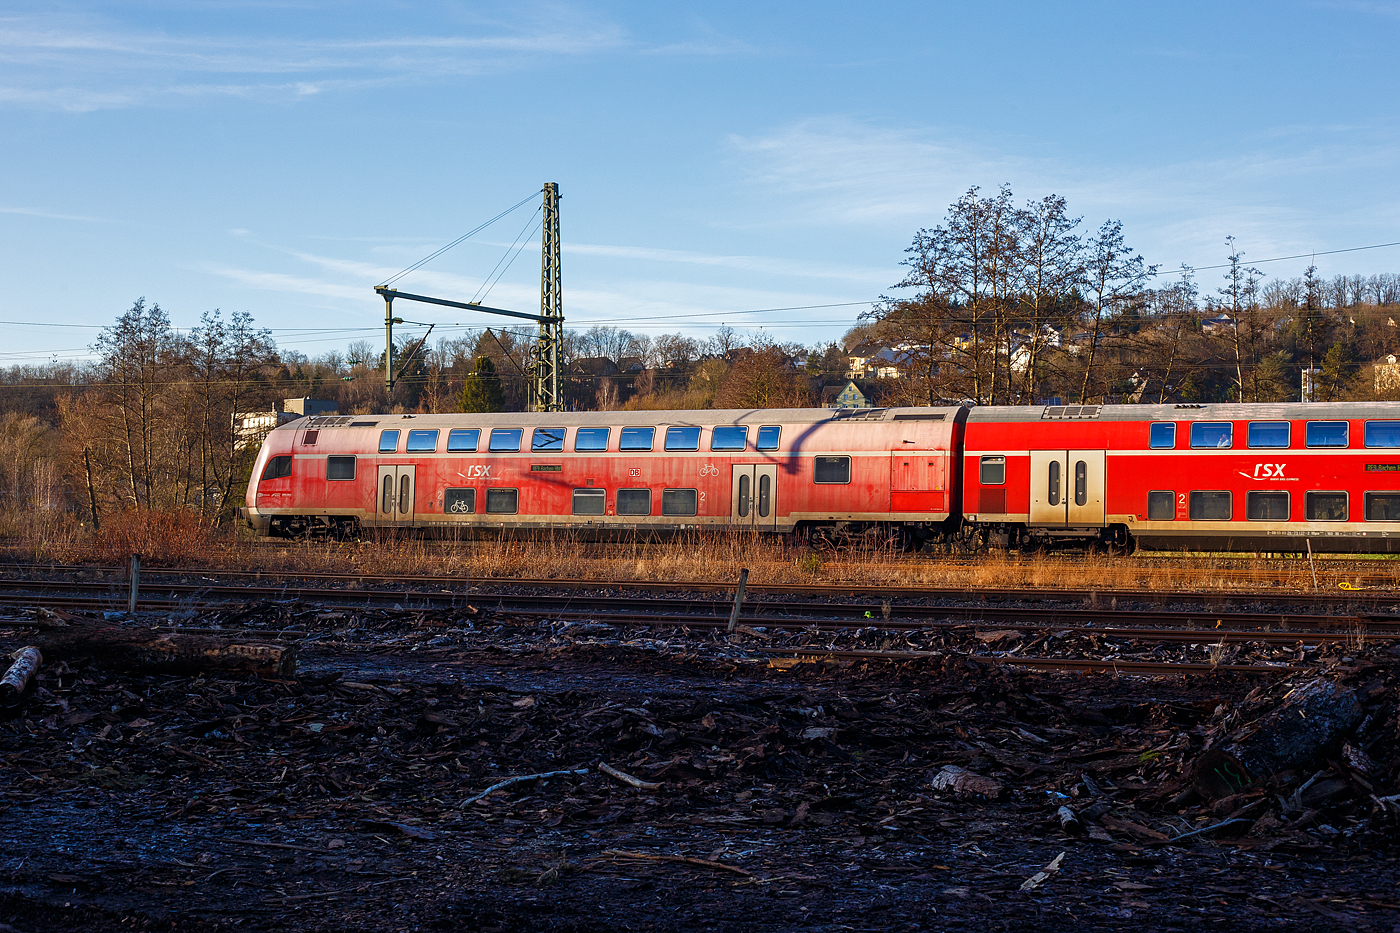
[
  {"x1": 270, "y1": 405, "x2": 967, "y2": 434},
  {"x1": 964, "y1": 401, "x2": 1400, "y2": 423}
]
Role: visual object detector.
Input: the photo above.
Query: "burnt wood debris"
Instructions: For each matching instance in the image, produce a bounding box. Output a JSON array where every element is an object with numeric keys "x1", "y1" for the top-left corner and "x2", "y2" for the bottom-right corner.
[{"x1": 0, "y1": 600, "x2": 1398, "y2": 931}]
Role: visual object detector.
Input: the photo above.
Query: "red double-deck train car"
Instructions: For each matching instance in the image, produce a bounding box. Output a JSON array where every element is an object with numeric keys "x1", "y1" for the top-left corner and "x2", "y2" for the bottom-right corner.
[
  {"x1": 244, "y1": 401, "x2": 1400, "y2": 552},
  {"x1": 962, "y1": 402, "x2": 1400, "y2": 552},
  {"x1": 244, "y1": 407, "x2": 964, "y2": 544}
]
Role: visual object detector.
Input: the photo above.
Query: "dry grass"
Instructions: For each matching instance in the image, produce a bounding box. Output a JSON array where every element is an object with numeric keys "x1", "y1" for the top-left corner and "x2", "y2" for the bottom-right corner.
[{"x1": 8, "y1": 512, "x2": 1400, "y2": 594}]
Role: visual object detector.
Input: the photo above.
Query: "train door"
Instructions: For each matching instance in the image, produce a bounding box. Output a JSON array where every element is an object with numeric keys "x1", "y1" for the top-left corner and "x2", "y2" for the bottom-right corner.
[
  {"x1": 1029, "y1": 450, "x2": 1105, "y2": 526},
  {"x1": 731, "y1": 464, "x2": 778, "y2": 531},
  {"x1": 376, "y1": 465, "x2": 417, "y2": 525}
]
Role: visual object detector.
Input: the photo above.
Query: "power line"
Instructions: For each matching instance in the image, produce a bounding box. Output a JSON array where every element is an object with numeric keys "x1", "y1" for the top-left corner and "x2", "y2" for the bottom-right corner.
[
  {"x1": 1187, "y1": 239, "x2": 1400, "y2": 273},
  {"x1": 377, "y1": 190, "x2": 541, "y2": 288}
]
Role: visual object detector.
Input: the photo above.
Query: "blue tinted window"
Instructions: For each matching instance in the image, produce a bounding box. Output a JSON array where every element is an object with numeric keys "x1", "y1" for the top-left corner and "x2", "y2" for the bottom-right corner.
[
  {"x1": 1190, "y1": 422, "x2": 1232, "y2": 449},
  {"x1": 1247, "y1": 421, "x2": 1289, "y2": 448},
  {"x1": 378, "y1": 430, "x2": 400, "y2": 453},
  {"x1": 489, "y1": 428, "x2": 522, "y2": 452},
  {"x1": 574, "y1": 427, "x2": 609, "y2": 451},
  {"x1": 1148, "y1": 423, "x2": 1176, "y2": 449},
  {"x1": 665, "y1": 426, "x2": 701, "y2": 451},
  {"x1": 1306, "y1": 421, "x2": 1348, "y2": 448},
  {"x1": 756, "y1": 425, "x2": 781, "y2": 451},
  {"x1": 1366, "y1": 421, "x2": 1400, "y2": 448},
  {"x1": 532, "y1": 427, "x2": 565, "y2": 451},
  {"x1": 619, "y1": 427, "x2": 655, "y2": 451},
  {"x1": 446, "y1": 428, "x2": 479, "y2": 452},
  {"x1": 711, "y1": 425, "x2": 748, "y2": 451},
  {"x1": 406, "y1": 429, "x2": 438, "y2": 452}
]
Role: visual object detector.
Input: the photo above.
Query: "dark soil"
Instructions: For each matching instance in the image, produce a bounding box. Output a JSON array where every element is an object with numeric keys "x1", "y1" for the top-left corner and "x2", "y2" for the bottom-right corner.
[{"x1": 1, "y1": 607, "x2": 1398, "y2": 932}]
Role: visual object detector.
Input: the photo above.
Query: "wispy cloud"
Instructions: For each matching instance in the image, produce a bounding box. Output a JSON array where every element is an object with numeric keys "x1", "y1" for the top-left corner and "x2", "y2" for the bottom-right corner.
[{"x1": 0, "y1": 204, "x2": 111, "y2": 222}]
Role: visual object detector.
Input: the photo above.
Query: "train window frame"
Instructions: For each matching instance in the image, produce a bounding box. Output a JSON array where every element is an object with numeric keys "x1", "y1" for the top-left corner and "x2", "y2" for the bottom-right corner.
[
  {"x1": 1047, "y1": 461, "x2": 1061, "y2": 506},
  {"x1": 1190, "y1": 422, "x2": 1233, "y2": 449},
  {"x1": 406, "y1": 429, "x2": 439, "y2": 453},
  {"x1": 664, "y1": 426, "x2": 701, "y2": 451},
  {"x1": 444, "y1": 487, "x2": 476, "y2": 514},
  {"x1": 574, "y1": 427, "x2": 610, "y2": 452},
  {"x1": 1365, "y1": 421, "x2": 1400, "y2": 448},
  {"x1": 489, "y1": 428, "x2": 523, "y2": 452},
  {"x1": 1306, "y1": 421, "x2": 1349, "y2": 448},
  {"x1": 302, "y1": 430, "x2": 318, "y2": 446},
  {"x1": 326, "y1": 456, "x2": 356, "y2": 481},
  {"x1": 619, "y1": 426, "x2": 655, "y2": 451},
  {"x1": 1246, "y1": 490, "x2": 1290, "y2": 521},
  {"x1": 661, "y1": 488, "x2": 698, "y2": 516},
  {"x1": 572, "y1": 488, "x2": 606, "y2": 515},
  {"x1": 1147, "y1": 490, "x2": 1174, "y2": 521},
  {"x1": 814, "y1": 456, "x2": 851, "y2": 485},
  {"x1": 979, "y1": 455, "x2": 1006, "y2": 485},
  {"x1": 1189, "y1": 490, "x2": 1232, "y2": 520},
  {"x1": 755, "y1": 425, "x2": 781, "y2": 451},
  {"x1": 261, "y1": 456, "x2": 292, "y2": 480},
  {"x1": 1305, "y1": 491, "x2": 1348, "y2": 522},
  {"x1": 616, "y1": 488, "x2": 651, "y2": 515},
  {"x1": 485, "y1": 488, "x2": 519, "y2": 514},
  {"x1": 532, "y1": 427, "x2": 566, "y2": 452},
  {"x1": 1247, "y1": 421, "x2": 1290, "y2": 448},
  {"x1": 446, "y1": 428, "x2": 480, "y2": 452},
  {"x1": 711, "y1": 425, "x2": 748, "y2": 451},
  {"x1": 378, "y1": 430, "x2": 400, "y2": 453},
  {"x1": 1365, "y1": 492, "x2": 1400, "y2": 521},
  {"x1": 1148, "y1": 423, "x2": 1176, "y2": 449}
]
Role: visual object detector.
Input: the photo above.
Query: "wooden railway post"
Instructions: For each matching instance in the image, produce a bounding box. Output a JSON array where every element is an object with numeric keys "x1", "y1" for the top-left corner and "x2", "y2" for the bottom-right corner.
[
  {"x1": 128, "y1": 553, "x2": 141, "y2": 615},
  {"x1": 727, "y1": 568, "x2": 749, "y2": 633}
]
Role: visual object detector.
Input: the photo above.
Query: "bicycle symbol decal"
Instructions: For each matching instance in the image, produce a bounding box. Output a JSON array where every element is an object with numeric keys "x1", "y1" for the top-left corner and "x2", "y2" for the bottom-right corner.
[{"x1": 699, "y1": 463, "x2": 719, "y2": 477}]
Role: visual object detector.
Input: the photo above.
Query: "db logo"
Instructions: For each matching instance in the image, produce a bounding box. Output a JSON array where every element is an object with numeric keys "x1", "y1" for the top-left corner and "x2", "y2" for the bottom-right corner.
[{"x1": 628, "y1": 468, "x2": 641, "y2": 478}]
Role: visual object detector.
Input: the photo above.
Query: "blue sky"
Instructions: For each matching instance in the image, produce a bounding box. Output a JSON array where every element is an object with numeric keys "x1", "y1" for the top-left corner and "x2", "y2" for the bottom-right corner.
[{"x1": 2, "y1": 1, "x2": 1398, "y2": 366}]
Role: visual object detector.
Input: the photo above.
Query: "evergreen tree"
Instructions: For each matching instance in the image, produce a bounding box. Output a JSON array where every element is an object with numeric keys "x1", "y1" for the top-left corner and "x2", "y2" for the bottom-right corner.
[{"x1": 458, "y1": 356, "x2": 505, "y2": 412}]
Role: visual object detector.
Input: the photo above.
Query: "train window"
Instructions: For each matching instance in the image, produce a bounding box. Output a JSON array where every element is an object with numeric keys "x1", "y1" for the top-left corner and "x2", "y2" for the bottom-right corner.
[
  {"x1": 1365, "y1": 421, "x2": 1400, "y2": 448},
  {"x1": 1047, "y1": 461, "x2": 1061, "y2": 506},
  {"x1": 756, "y1": 426, "x2": 781, "y2": 451},
  {"x1": 1190, "y1": 423, "x2": 1232, "y2": 448},
  {"x1": 815, "y1": 456, "x2": 852, "y2": 484},
  {"x1": 532, "y1": 427, "x2": 566, "y2": 452},
  {"x1": 617, "y1": 488, "x2": 651, "y2": 515},
  {"x1": 1305, "y1": 491, "x2": 1347, "y2": 521},
  {"x1": 757, "y1": 474, "x2": 771, "y2": 518},
  {"x1": 444, "y1": 488, "x2": 476, "y2": 514},
  {"x1": 1247, "y1": 422, "x2": 1290, "y2": 448},
  {"x1": 399, "y1": 475, "x2": 411, "y2": 513},
  {"x1": 382, "y1": 476, "x2": 392, "y2": 514},
  {"x1": 1306, "y1": 421, "x2": 1348, "y2": 448},
  {"x1": 619, "y1": 427, "x2": 655, "y2": 451},
  {"x1": 574, "y1": 427, "x2": 609, "y2": 452},
  {"x1": 711, "y1": 425, "x2": 748, "y2": 451},
  {"x1": 665, "y1": 426, "x2": 701, "y2": 451},
  {"x1": 1247, "y1": 491, "x2": 1289, "y2": 521},
  {"x1": 261, "y1": 456, "x2": 292, "y2": 480},
  {"x1": 1189, "y1": 491, "x2": 1232, "y2": 520},
  {"x1": 1074, "y1": 460, "x2": 1087, "y2": 506},
  {"x1": 1148, "y1": 423, "x2": 1176, "y2": 449},
  {"x1": 446, "y1": 429, "x2": 480, "y2": 452},
  {"x1": 979, "y1": 455, "x2": 1006, "y2": 485},
  {"x1": 378, "y1": 430, "x2": 400, "y2": 453},
  {"x1": 737, "y1": 474, "x2": 750, "y2": 517},
  {"x1": 489, "y1": 429, "x2": 523, "y2": 452},
  {"x1": 302, "y1": 430, "x2": 318, "y2": 446},
  {"x1": 406, "y1": 429, "x2": 439, "y2": 453},
  {"x1": 572, "y1": 488, "x2": 606, "y2": 515},
  {"x1": 1365, "y1": 492, "x2": 1400, "y2": 521},
  {"x1": 661, "y1": 488, "x2": 698, "y2": 516},
  {"x1": 326, "y1": 456, "x2": 355, "y2": 481},
  {"x1": 1147, "y1": 491, "x2": 1174, "y2": 520},
  {"x1": 485, "y1": 488, "x2": 519, "y2": 514}
]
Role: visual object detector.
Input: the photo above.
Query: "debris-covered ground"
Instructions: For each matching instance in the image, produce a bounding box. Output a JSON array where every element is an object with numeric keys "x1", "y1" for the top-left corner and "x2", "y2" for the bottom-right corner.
[{"x1": 2, "y1": 605, "x2": 1399, "y2": 932}]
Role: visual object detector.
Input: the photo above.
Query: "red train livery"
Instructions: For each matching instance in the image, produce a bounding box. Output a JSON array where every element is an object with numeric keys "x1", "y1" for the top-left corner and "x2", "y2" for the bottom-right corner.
[{"x1": 244, "y1": 401, "x2": 1400, "y2": 552}]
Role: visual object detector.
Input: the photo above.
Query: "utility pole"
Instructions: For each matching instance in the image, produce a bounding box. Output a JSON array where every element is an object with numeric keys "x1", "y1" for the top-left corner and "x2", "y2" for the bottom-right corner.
[{"x1": 533, "y1": 182, "x2": 563, "y2": 412}]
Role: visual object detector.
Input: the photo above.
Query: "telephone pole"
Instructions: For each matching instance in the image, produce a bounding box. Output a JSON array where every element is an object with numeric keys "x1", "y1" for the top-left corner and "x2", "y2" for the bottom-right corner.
[{"x1": 533, "y1": 182, "x2": 563, "y2": 412}]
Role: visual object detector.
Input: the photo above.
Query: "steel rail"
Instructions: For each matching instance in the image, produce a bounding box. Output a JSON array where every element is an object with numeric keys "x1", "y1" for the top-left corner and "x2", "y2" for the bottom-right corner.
[{"x1": 755, "y1": 648, "x2": 1313, "y2": 675}]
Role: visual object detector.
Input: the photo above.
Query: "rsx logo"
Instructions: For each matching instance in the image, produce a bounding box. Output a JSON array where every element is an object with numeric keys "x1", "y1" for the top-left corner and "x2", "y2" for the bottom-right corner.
[
  {"x1": 461, "y1": 465, "x2": 492, "y2": 478},
  {"x1": 1239, "y1": 463, "x2": 1286, "y2": 479}
]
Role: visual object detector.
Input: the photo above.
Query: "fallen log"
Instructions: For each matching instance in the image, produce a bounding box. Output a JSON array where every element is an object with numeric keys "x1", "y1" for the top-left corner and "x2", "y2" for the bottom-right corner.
[
  {"x1": 929, "y1": 764, "x2": 1004, "y2": 801},
  {"x1": 1192, "y1": 678, "x2": 1363, "y2": 799},
  {"x1": 0, "y1": 647, "x2": 41, "y2": 697},
  {"x1": 34, "y1": 623, "x2": 295, "y2": 678}
]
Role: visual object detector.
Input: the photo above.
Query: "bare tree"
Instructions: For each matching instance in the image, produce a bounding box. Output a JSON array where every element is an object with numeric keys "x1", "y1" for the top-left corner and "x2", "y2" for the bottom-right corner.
[{"x1": 1078, "y1": 221, "x2": 1156, "y2": 403}]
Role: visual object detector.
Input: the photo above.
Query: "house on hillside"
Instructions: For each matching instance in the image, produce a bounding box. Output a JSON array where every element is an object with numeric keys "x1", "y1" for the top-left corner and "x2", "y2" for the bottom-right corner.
[
  {"x1": 823, "y1": 381, "x2": 871, "y2": 409},
  {"x1": 233, "y1": 398, "x2": 338, "y2": 450},
  {"x1": 1202, "y1": 313, "x2": 1237, "y2": 334}
]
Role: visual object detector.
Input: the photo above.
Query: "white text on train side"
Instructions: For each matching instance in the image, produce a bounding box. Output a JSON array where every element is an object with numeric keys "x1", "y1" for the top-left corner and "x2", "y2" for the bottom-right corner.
[{"x1": 460, "y1": 465, "x2": 492, "y2": 479}]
